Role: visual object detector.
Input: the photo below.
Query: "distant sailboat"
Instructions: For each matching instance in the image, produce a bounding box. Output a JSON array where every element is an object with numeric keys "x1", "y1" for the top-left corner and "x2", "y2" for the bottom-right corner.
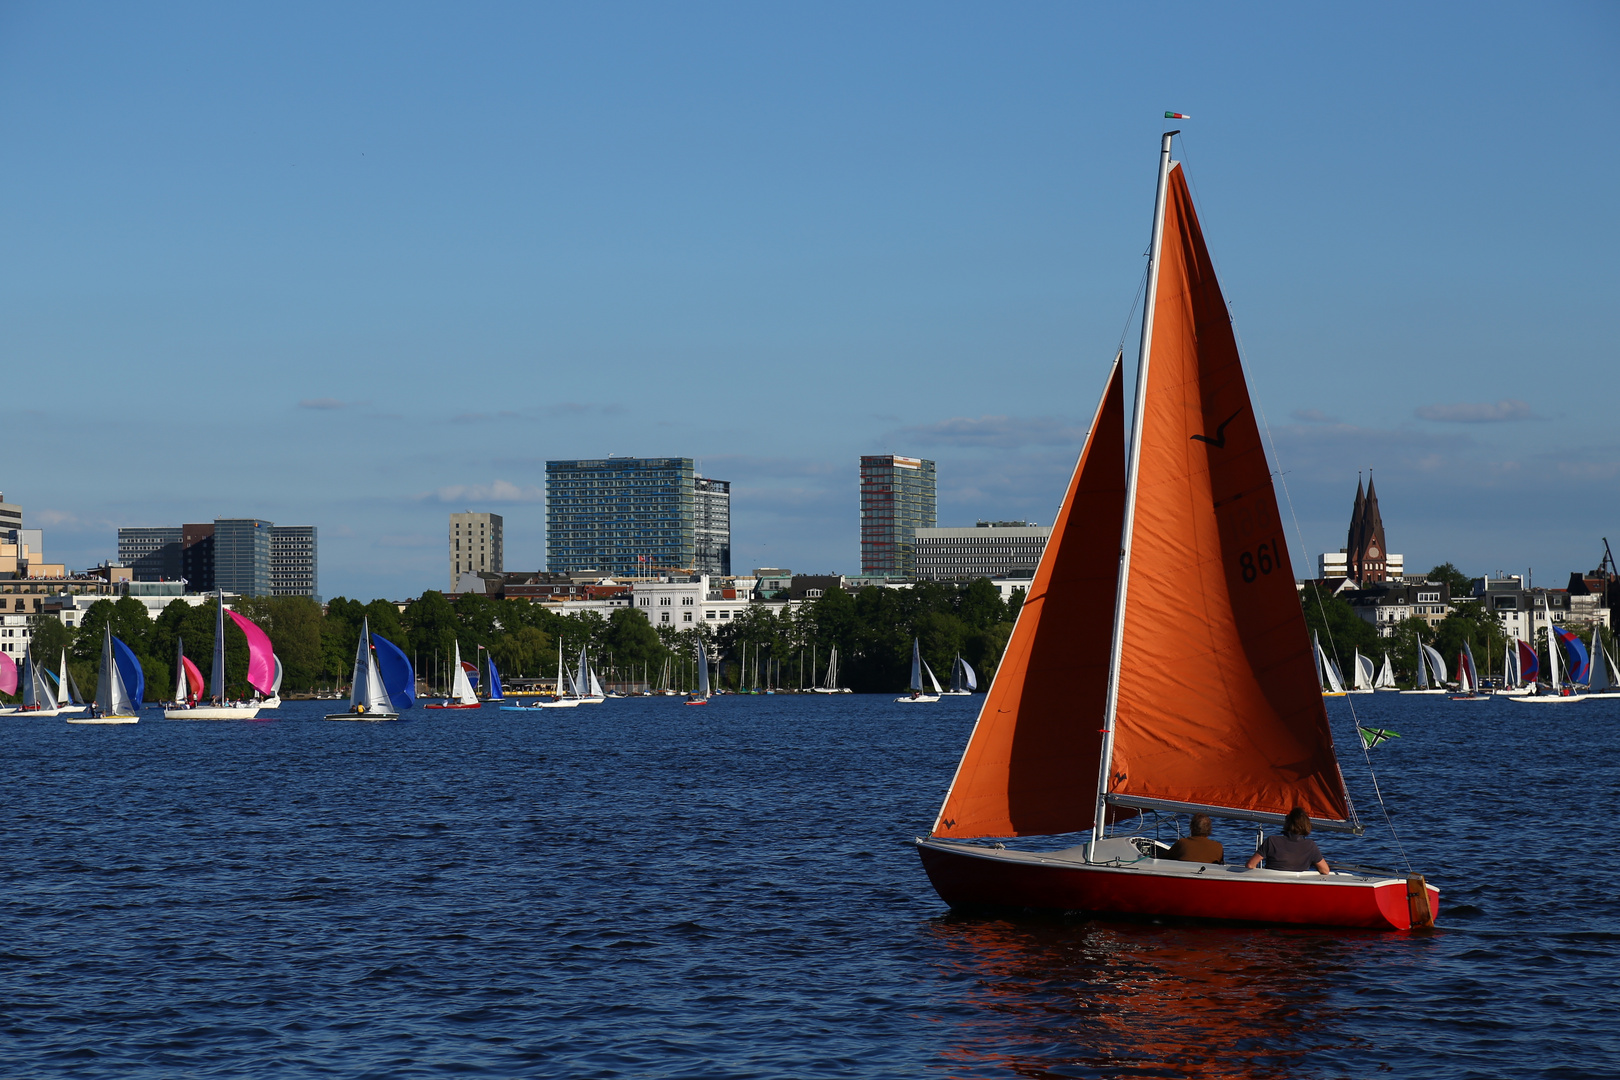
[
  {"x1": 1588, "y1": 627, "x2": 1620, "y2": 696},
  {"x1": 1497, "y1": 639, "x2": 1538, "y2": 696},
  {"x1": 686, "y1": 637, "x2": 711, "y2": 705},
  {"x1": 811, "y1": 646, "x2": 849, "y2": 693},
  {"x1": 168, "y1": 636, "x2": 205, "y2": 707},
  {"x1": 425, "y1": 642, "x2": 482, "y2": 709},
  {"x1": 325, "y1": 618, "x2": 413, "y2": 720},
  {"x1": 896, "y1": 638, "x2": 942, "y2": 702},
  {"x1": 1401, "y1": 640, "x2": 1449, "y2": 694},
  {"x1": 485, "y1": 651, "x2": 504, "y2": 701},
  {"x1": 0, "y1": 645, "x2": 63, "y2": 716},
  {"x1": 166, "y1": 592, "x2": 273, "y2": 719},
  {"x1": 1451, "y1": 640, "x2": 1490, "y2": 701},
  {"x1": 1347, "y1": 649, "x2": 1375, "y2": 694},
  {"x1": 70, "y1": 624, "x2": 142, "y2": 724},
  {"x1": 54, "y1": 649, "x2": 88, "y2": 714},
  {"x1": 1315, "y1": 633, "x2": 1346, "y2": 697},
  {"x1": 1512, "y1": 598, "x2": 1588, "y2": 704},
  {"x1": 1373, "y1": 652, "x2": 1398, "y2": 690},
  {"x1": 506, "y1": 642, "x2": 580, "y2": 709},
  {"x1": 944, "y1": 654, "x2": 977, "y2": 696}
]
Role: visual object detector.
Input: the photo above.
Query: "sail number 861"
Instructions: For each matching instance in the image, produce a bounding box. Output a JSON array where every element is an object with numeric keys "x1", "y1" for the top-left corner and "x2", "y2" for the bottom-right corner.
[{"x1": 1238, "y1": 540, "x2": 1280, "y2": 583}]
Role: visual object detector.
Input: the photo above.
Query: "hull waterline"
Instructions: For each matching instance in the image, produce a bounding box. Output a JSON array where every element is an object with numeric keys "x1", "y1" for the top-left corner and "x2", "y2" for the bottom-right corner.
[{"x1": 916, "y1": 838, "x2": 1437, "y2": 931}]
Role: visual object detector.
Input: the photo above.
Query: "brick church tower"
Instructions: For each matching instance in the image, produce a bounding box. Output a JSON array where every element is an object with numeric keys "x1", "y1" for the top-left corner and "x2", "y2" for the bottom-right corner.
[{"x1": 1345, "y1": 473, "x2": 1388, "y2": 583}]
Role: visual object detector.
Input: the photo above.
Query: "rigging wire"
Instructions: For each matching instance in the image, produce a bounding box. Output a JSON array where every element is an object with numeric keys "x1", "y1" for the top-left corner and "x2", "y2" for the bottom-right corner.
[{"x1": 1174, "y1": 131, "x2": 1413, "y2": 872}]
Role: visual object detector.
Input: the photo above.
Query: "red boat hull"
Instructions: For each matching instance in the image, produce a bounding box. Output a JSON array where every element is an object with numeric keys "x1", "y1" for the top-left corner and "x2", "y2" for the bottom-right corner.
[
  {"x1": 917, "y1": 839, "x2": 1438, "y2": 930},
  {"x1": 423, "y1": 702, "x2": 483, "y2": 710}
]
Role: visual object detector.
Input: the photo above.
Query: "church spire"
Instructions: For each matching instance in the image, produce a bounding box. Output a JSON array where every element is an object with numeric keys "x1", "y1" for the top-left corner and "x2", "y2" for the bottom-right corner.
[
  {"x1": 1361, "y1": 471, "x2": 1387, "y2": 582},
  {"x1": 1346, "y1": 473, "x2": 1366, "y2": 580}
]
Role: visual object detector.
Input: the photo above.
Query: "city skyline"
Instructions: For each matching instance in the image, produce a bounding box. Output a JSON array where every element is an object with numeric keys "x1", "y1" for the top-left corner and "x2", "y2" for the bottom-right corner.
[{"x1": 2, "y1": 6, "x2": 1614, "y2": 599}]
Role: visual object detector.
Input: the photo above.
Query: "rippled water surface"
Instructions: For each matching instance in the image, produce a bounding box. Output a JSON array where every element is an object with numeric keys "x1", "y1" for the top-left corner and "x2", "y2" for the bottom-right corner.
[{"x1": 2, "y1": 693, "x2": 1616, "y2": 1077}]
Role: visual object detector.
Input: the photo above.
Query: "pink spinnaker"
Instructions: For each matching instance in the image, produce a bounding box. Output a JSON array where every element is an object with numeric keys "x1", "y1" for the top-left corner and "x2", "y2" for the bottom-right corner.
[
  {"x1": 182, "y1": 655, "x2": 206, "y2": 701},
  {"x1": 226, "y1": 610, "x2": 277, "y2": 696},
  {"x1": 0, "y1": 651, "x2": 15, "y2": 696}
]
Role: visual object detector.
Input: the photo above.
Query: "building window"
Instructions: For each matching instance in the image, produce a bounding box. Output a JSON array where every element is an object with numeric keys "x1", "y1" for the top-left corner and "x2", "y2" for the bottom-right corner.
[
  {"x1": 706, "y1": 611, "x2": 716, "y2": 619},
  {"x1": 806, "y1": 589, "x2": 823, "y2": 598},
  {"x1": 660, "y1": 613, "x2": 670, "y2": 623},
  {"x1": 682, "y1": 596, "x2": 694, "y2": 606},
  {"x1": 660, "y1": 596, "x2": 672, "y2": 606},
  {"x1": 684, "y1": 613, "x2": 693, "y2": 623}
]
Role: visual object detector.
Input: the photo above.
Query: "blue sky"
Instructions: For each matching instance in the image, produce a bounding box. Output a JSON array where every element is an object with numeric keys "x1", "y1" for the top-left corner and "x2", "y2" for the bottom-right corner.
[{"x1": 3, "y1": 3, "x2": 1615, "y2": 599}]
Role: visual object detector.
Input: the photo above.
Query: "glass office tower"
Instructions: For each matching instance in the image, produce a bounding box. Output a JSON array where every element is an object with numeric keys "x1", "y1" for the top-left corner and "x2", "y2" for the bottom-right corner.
[
  {"x1": 859, "y1": 455, "x2": 936, "y2": 576},
  {"x1": 546, "y1": 457, "x2": 731, "y2": 577}
]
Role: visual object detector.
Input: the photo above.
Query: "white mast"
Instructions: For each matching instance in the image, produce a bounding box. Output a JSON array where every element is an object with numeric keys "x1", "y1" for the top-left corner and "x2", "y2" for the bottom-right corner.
[{"x1": 1089, "y1": 130, "x2": 1177, "y2": 861}]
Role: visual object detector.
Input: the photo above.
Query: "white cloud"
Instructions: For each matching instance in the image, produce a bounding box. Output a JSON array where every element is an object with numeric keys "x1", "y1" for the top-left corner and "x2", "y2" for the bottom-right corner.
[
  {"x1": 421, "y1": 479, "x2": 546, "y2": 504},
  {"x1": 892, "y1": 414, "x2": 1086, "y2": 449},
  {"x1": 1414, "y1": 399, "x2": 1534, "y2": 423}
]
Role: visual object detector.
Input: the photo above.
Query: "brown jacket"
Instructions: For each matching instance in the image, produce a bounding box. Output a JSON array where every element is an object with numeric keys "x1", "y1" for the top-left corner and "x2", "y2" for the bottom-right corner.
[{"x1": 1167, "y1": 836, "x2": 1224, "y2": 864}]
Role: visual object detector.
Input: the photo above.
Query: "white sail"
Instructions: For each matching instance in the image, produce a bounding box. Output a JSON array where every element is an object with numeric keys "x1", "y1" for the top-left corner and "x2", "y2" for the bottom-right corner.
[
  {"x1": 1546, "y1": 622, "x2": 1563, "y2": 690},
  {"x1": 60, "y1": 650, "x2": 81, "y2": 705},
  {"x1": 695, "y1": 638, "x2": 711, "y2": 698},
  {"x1": 23, "y1": 646, "x2": 57, "y2": 710},
  {"x1": 924, "y1": 659, "x2": 942, "y2": 695},
  {"x1": 1421, "y1": 643, "x2": 1449, "y2": 686},
  {"x1": 589, "y1": 669, "x2": 604, "y2": 698},
  {"x1": 1314, "y1": 634, "x2": 1345, "y2": 693},
  {"x1": 449, "y1": 642, "x2": 478, "y2": 704},
  {"x1": 910, "y1": 638, "x2": 923, "y2": 691},
  {"x1": 349, "y1": 618, "x2": 394, "y2": 713},
  {"x1": 1353, "y1": 651, "x2": 1374, "y2": 691},
  {"x1": 1375, "y1": 652, "x2": 1396, "y2": 689},
  {"x1": 210, "y1": 588, "x2": 228, "y2": 701},
  {"x1": 173, "y1": 638, "x2": 190, "y2": 703},
  {"x1": 961, "y1": 657, "x2": 977, "y2": 691},
  {"x1": 272, "y1": 654, "x2": 285, "y2": 693},
  {"x1": 97, "y1": 624, "x2": 136, "y2": 716}
]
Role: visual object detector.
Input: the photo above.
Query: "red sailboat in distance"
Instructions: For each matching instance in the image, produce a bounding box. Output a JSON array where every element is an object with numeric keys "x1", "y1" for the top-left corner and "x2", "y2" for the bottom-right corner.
[{"x1": 915, "y1": 132, "x2": 1439, "y2": 931}]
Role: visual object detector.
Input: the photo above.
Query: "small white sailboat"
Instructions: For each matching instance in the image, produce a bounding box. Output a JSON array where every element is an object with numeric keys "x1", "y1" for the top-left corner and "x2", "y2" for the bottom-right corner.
[
  {"x1": 1373, "y1": 651, "x2": 1398, "y2": 690},
  {"x1": 943, "y1": 654, "x2": 977, "y2": 696},
  {"x1": 896, "y1": 638, "x2": 942, "y2": 702},
  {"x1": 505, "y1": 642, "x2": 580, "y2": 709},
  {"x1": 1588, "y1": 627, "x2": 1620, "y2": 696},
  {"x1": 70, "y1": 624, "x2": 142, "y2": 724},
  {"x1": 686, "y1": 637, "x2": 711, "y2": 705},
  {"x1": 425, "y1": 642, "x2": 482, "y2": 709},
  {"x1": 53, "y1": 649, "x2": 89, "y2": 714},
  {"x1": 1315, "y1": 633, "x2": 1346, "y2": 697},
  {"x1": 1401, "y1": 641, "x2": 1449, "y2": 694},
  {"x1": 1, "y1": 645, "x2": 64, "y2": 716},
  {"x1": 325, "y1": 617, "x2": 406, "y2": 720},
  {"x1": 1347, "y1": 649, "x2": 1375, "y2": 694},
  {"x1": 811, "y1": 645, "x2": 850, "y2": 693},
  {"x1": 577, "y1": 646, "x2": 607, "y2": 704}
]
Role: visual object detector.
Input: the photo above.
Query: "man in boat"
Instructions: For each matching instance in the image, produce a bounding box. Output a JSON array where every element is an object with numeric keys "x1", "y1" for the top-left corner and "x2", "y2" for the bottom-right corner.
[
  {"x1": 1167, "y1": 813, "x2": 1224, "y2": 864},
  {"x1": 1246, "y1": 807, "x2": 1330, "y2": 875}
]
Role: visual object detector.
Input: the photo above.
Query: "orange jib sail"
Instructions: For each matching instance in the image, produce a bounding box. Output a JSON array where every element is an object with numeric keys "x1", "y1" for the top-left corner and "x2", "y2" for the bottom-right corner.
[
  {"x1": 1108, "y1": 165, "x2": 1349, "y2": 823},
  {"x1": 931, "y1": 359, "x2": 1126, "y2": 837}
]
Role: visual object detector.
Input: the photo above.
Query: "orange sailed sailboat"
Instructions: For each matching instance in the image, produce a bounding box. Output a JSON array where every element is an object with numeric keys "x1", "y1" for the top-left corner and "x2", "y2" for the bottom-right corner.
[{"x1": 915, "y1": 132, "x2": 1439, "y2": 930}]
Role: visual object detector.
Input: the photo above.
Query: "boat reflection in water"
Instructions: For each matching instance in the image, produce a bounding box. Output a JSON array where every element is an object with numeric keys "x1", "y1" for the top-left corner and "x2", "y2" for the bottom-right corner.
[{"x1": 925, "y1": 914, "x2": 1427, "y2": 1078}]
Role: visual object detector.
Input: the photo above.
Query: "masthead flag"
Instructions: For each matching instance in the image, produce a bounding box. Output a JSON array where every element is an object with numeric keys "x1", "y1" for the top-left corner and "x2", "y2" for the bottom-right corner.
[{"x1": 1165, "y1": 112, "x2": 1191, "y2": 119}]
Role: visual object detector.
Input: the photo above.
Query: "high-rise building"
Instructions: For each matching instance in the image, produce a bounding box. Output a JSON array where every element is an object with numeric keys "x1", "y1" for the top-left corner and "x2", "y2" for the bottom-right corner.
[
  {"x1": 860, "y1": 455, "x2": 936, "y2": 577},
  {"x1": 694, "y1": 477, "x2": 731, "y2": 576},
  {"x1": 449, "y1": 512, "x2": 504, "y2": 592},
  {"x1": 118, "y1": 527, "x2": 184, "y2": 581},
  {"x1": 214, "y1": 519, "x2": 273, "y2": 597},
  {"x1": 182, "y1": 522, "x2": 216, "y2": 591},
  {"x1": 545, "y1": 457, "x2": 731, "y2": 577},
  {"x1": 0, "y1": 493, "x2": 21, "y2": 541},
  {"x1": 270, "y1": 525, "x2": 319, "y2": 599},
  {"x1": 913, "y1": 522, "x2": 1050, "y2": 581}
]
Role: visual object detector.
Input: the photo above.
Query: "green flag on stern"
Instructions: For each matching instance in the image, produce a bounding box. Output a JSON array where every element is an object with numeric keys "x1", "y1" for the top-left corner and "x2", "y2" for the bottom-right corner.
[{"x1": 1358, "y1": 726, "x2": 1401, "y2": 749}]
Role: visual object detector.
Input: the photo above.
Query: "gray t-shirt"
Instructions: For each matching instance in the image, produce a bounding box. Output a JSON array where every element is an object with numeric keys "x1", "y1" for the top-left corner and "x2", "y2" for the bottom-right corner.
[{"x1": 1260, "y1": 833, "x2": 1324, "y2": 872}]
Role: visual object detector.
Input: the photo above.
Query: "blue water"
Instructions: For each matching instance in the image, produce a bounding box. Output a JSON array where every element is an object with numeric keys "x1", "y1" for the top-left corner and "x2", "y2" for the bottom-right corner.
[{"x1": 2, "y1": 693, "x2": 1616, "y2": 1077}]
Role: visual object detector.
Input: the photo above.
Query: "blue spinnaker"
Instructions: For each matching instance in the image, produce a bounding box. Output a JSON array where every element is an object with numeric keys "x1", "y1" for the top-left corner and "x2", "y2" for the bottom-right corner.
[
  {"x1": 111, "y1": 635, "x2": 145, "y2": 706},
  {"x1": 370, "y1": 633, "x2": 415, "y2": 712},
  {"x1": 1553, "y1": 626, "x2": 1590, "y2": 684},
  {"x1": 487, "y1": 656, "x2": 504, "y2": 700}
]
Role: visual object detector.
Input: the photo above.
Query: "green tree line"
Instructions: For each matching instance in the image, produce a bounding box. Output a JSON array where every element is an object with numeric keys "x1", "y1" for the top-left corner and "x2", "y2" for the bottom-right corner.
[{"x1": 6, "y1": 579, "x2": 1025, "y2": 701}]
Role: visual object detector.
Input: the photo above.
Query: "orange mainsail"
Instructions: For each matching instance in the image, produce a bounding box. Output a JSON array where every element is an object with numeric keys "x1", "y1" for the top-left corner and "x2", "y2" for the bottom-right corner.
[
  {"x1": 931, "y1": 359, "x2": 1126, "y2": 838},
  {"x1": 1107, "y1": 164, "x2": 1349, "y2": 823}
]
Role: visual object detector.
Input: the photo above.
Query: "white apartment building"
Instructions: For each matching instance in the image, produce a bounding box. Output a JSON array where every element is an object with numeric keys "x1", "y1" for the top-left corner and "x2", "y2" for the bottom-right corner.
[
  {"x1": 914, "y1": 524, "x2": 1050, "y2": 581},
  {"x1": 449, "y1": 513, "x2": 503, "y2": 593}
]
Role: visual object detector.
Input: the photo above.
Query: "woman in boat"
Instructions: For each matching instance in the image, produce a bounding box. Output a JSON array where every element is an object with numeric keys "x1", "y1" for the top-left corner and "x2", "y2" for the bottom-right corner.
[{"x1": 1246, "y1": 808, "x2": 1330, "y2": 875}]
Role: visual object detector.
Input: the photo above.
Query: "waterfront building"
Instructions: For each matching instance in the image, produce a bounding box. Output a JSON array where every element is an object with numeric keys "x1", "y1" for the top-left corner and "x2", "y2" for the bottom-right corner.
[
  {"x1": 1347, "y1": 582, "x2": 1453, "y2": 637},
  {"x1": 118, "y1": 527, "x2": 184, "y2": 581},
  {"x1": 270, "y1": 526, "x2": 319, "y2": 599},
  {"x1": 913, "y1": 521, "x2": 1050, "y2": 581},
  {"x1": 695, "y1": 477, "x2": 731, "y2": 576},
  {"x1": 1320, "y1": 474, "x2": 1403, "y2": 582},
  {"x1": 545, "y1": 457, "x2": 731, "y2": 578},
  {"x1": 449, "y1": 513, "x2": 504, "y2": 593},
  {"x1": 859, "y1": 455, "x2": 936, "y2": 577},
  {"x1": 214, "y1": 519, "x2": 272, "y2": 597},
  {"x1": 0, "y1": 493, "x2": 20, "y2": 540},
  {"x1": 117, "y1": 518, "x2": 315, "y2": 597}
]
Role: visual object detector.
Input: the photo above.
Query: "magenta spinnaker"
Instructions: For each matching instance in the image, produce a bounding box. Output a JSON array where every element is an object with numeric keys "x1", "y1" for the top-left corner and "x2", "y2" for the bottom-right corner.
[{"x1": 227, "y1": 610, "x2": 277, "y2": 696}]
